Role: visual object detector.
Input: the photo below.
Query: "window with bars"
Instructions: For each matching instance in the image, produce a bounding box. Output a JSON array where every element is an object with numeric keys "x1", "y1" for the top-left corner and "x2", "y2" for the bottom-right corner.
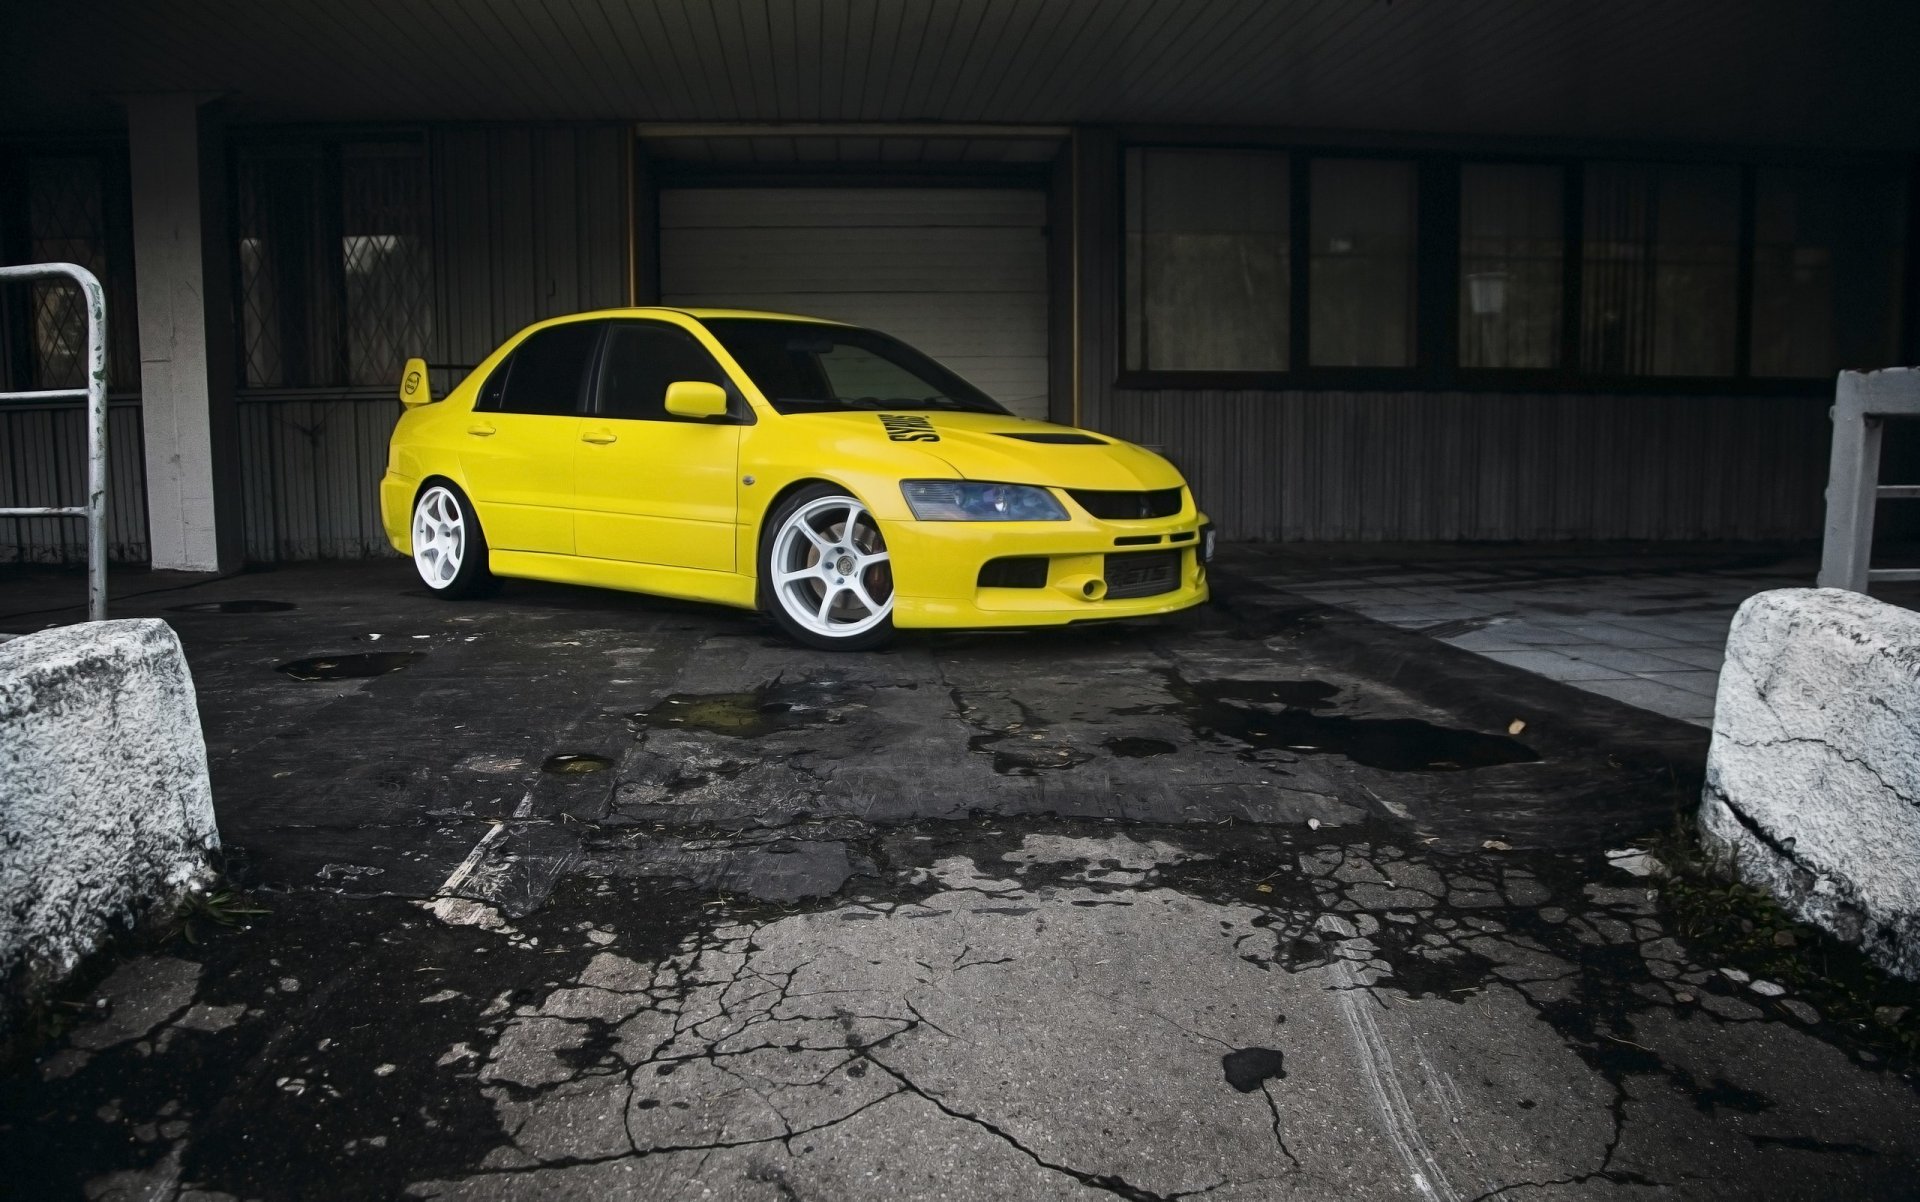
[
  {"x1": 2, "y1": 152, "x2": 140, "y2": 393},
  {"x1": 235, "y1": 139, "x2": 431, "y2": 390}
]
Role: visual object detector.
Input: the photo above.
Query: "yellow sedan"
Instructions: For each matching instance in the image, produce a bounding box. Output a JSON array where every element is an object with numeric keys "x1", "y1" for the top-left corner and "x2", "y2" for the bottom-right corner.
[{"x1": 381, "y1": 309, "x2": 1212, "y2": 650}]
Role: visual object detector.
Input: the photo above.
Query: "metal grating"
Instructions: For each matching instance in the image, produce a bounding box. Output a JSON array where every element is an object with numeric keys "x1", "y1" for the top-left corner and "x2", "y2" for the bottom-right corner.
[
  {"x1": 25, "y1": 158, "x2": 107, "y2": 392},
  {"x1": 236, "y1": 141, "x2": 431, "y2": 389},
  {"x1": 342, "y1": 144, "x2": 432, "y2": 387}
]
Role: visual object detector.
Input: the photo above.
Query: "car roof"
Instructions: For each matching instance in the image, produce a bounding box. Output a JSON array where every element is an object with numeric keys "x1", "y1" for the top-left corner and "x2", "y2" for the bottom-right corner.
[{"x1": 568, "y1": 306, "x2": 847, "y2": 324}]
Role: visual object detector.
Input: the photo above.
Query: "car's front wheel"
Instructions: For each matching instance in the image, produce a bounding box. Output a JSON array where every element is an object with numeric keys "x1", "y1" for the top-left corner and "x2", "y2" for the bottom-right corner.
[
  {"x1": 411, "y1": 481, "x2": 493, "y2": 598},
  {"x1": 761, "y1": 485, "x2": 896, "y2": 651}
]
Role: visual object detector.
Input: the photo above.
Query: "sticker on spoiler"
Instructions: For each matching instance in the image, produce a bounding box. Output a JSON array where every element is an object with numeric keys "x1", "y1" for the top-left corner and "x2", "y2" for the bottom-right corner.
[{"x1": 878, "y1": 414, "x2": 939, "y2": 442}]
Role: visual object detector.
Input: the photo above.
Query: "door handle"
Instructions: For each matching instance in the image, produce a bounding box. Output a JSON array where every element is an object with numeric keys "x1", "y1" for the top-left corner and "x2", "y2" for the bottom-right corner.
[
  {"x1": 580, "y1": 428, "x2": 618, "y2": 445},
  {"x1": 467, "y1": 422, "x2": 497, "y2": 437}
]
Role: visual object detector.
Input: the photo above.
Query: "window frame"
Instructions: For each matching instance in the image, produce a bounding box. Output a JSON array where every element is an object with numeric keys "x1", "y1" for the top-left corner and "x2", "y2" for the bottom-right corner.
[
  {"x1": 0, "y1": 141, "x2": 142, "y2": 398},
  {"x1": 226, "y1": 128, "x2": 434, "y2": 395},
  {"x1": 1114, "y1": 139, "x2": 1911, "y2": 397}
]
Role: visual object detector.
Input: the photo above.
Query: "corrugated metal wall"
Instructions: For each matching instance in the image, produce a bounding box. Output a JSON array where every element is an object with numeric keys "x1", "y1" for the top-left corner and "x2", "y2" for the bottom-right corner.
[
  {"x1": 430, "y1": 125, "x2": 630, "y2": 371},
  {"x1": 237, "y1": 397, "x2": 401, "y2": 561},
  {"x1": 0, "y1": 401, "x2": 148, "y2": 563},
  {"x1": 1103, "y1": 388, "x2": 1829, "y2": 541}
]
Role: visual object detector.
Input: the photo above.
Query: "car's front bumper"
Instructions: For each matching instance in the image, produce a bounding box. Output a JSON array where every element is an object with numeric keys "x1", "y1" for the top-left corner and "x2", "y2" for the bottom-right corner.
[{"x1": 884, "y1": 510, "x2": 1212, "y2": 628}]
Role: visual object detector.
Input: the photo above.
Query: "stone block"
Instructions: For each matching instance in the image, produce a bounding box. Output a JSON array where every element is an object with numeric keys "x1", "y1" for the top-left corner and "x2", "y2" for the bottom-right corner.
[
  {"x1": 1700, "y1": 588, "x2": 1920, "y2": 978},
  {"x1": 1, "y1": 619, "x2": 219, "y2": 1021}
]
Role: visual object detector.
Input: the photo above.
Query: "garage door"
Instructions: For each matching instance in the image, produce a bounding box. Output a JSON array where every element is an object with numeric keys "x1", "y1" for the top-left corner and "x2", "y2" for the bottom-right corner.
[{"x1": 659, "y1": 187, "x2": 1050, "y2": 420}]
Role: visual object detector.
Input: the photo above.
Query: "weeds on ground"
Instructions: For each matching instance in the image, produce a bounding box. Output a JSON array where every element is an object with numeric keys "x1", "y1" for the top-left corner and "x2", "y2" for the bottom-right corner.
[
  {"x1": 1650, "y1": 815, "x2": 1920, "y2": 1066},
  {"x1": 166, "y1": 888, "x2": 271, "y2": 947},
  {"x1": 3, "y1": 878, "x2": 268, "y2": 1071}
]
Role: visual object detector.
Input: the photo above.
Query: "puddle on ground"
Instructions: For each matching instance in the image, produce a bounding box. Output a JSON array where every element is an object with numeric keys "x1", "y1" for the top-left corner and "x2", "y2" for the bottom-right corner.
[
  {"x1": 1221, "y1": 1046, "x2": 1287, "y2": 1093},
  {"x1": 543, "y1": 753, "x2": 614, "y2": 776},
  {"x1": 171, "y1": 599, "x2": 297, "y2": 614},
  {"x1": 1104, "y1": 736, "x2": 1177, "y2": 759},
  {"x1": 630, "y1": 677, "x2": 859, "y2": 739},
  {"x1": 1157, "y1": 670, "x2": 1539, "y2": 773},
  {"x1": 276, "y1": 652, "x2": 424, "y2": 681}
]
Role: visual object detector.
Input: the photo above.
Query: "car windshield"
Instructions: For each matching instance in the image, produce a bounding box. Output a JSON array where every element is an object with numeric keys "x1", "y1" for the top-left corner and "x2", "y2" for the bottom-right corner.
[{"x1": 700, "y1": 319, "x2": 1009, "y2": 416}]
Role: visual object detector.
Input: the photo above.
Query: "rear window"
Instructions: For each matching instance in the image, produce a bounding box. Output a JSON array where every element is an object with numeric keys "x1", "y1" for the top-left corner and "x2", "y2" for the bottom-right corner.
[{"x1": 480, "y1": 321, "x2": 602, "y2": 415}]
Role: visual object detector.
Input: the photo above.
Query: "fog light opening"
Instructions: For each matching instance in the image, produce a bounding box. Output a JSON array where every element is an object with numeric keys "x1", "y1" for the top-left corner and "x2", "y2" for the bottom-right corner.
[{"x1": 1083, "y1": 579, "x2": 1106, "y2": 600}]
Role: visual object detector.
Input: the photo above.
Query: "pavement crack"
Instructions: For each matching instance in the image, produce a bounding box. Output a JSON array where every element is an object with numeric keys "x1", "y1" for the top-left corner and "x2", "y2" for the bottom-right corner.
[{"x1": 858, "y1": 1048, "x2": 1183, "y2": 1201}]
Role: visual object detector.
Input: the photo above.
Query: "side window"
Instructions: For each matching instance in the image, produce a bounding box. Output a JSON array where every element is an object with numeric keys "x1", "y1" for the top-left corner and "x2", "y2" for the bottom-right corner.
[
  {"x1": 596, "y1": 322, "x2": 729, "y2": 421},
  {"x1": 483, "y1": 321, "x2": 602, "y2": 415}
]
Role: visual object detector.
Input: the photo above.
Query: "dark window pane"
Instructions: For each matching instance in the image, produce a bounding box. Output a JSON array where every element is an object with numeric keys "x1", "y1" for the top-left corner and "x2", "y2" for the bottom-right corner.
[
  {"x1": 597, "y1": 323, "x2": 726, "y2": 421},
  {"x1": 1460, "y1": 164, "x2": 1564, "y2": 369},
  {"x1": 1310, "y1": 159, "x2": 1417, "y2": 368},
  {"x1": 235, "y1": 146, "x2": 338, "y2": 388},
  {"x1": 342, "y1": 143, "x2": 431, "y2": 388},
  {"x1": 1124, "y1": 149, "x2": 1289, "y2": 372},
  {"x1": 496, "y1": 322, "x2": 600, "y2": 416},
  {"x1": 1751, "y1": 168, "x2": 1907, "y2": 377},
  {"x1": 1581, "y1": 163, "x2": 1739, "y2": 376},
  {"x1": 24, "y1": 157, "x2": 106, "y2": 391}
]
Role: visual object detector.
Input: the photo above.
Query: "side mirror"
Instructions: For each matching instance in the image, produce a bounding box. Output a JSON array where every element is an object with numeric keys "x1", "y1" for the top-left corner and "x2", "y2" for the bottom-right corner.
[
  {"x1": 399, "y1": 357, "x2": 433, "y2": 407},
  {"x1": 665, "y1": 380, "x2": 729, "y2": 421}
]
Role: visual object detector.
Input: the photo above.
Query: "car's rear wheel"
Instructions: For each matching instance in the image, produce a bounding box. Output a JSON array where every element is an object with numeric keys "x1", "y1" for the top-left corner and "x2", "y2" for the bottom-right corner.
[
  {"x1": 412, "y1": 482, "x2": 493, "y2": 598},
  {"x1": 761, "y1": 486, "x2": 895, "y2": 651}
]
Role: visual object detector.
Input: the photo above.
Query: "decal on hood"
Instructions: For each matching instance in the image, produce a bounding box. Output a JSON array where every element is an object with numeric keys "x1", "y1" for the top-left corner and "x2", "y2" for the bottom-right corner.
[{"x1": 878, "y1": 414, "x2": 939, "y2": 442}]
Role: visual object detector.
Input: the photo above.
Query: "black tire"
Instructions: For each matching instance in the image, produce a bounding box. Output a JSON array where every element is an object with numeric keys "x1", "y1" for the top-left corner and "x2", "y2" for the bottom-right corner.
[
  {"x1": 411, "y1": 480, "x2": 495, "y2": 599},
  {"x1": 758, "y1": 483, "x2": 897, "y2": 652}
]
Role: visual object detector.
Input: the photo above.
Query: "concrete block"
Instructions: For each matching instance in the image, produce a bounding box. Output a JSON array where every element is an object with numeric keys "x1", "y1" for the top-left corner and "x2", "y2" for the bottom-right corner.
[
  {"x1": 1700, "y1": 588, "x2": 1920, "y2": 978},
  {"x1": 1, "y1": 619, "x2": 219, "y2": 1017}
]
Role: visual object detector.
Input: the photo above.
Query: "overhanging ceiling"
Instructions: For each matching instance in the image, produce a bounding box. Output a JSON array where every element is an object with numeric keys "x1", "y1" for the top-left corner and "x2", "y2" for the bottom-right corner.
[{"x1": 6, "y1": 1, "x2": 1918, "y2": 151}]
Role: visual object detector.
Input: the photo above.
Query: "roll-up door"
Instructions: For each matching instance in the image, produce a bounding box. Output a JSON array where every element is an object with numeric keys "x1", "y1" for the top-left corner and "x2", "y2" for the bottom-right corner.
[{"x1": 660, "y1": 187, "x2": 1050, "y2": 420}]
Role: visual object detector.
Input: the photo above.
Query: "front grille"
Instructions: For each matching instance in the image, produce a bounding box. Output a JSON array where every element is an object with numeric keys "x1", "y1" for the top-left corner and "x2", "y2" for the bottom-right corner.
[
  {"x1": 1067, "y1": 487, "x2": 1183, "y2": 521},
  {"x1": 978, "y1": 556, "x2": 1049, "y2": 589},
  {"x1": 1104, "y1": 550, "x2": 1181, "y2": 599}
]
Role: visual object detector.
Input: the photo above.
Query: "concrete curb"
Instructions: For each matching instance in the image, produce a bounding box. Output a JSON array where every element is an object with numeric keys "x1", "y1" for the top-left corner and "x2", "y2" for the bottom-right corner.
[
  {"x1": 1700, "y1": 588, "x2": 1920, "y2": 979},
  {"x1": 1, "y1": 618, "x2": 220, "y2": 1027}
]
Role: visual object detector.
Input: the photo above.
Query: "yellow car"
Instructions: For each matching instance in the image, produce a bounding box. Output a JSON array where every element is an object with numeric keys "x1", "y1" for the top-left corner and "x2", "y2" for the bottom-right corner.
[{"x1": 381, "y1": 309, "x2": 1212, "y2": 650}]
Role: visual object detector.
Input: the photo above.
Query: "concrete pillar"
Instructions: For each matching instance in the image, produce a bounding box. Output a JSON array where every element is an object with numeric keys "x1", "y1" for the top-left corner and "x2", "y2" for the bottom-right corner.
[{"x1": 126, "y1": 95, "x2": 240, "y2": 572}]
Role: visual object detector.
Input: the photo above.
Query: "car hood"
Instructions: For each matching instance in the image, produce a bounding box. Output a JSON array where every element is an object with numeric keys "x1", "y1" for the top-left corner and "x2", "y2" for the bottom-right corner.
[{"x1": 786, "y1": 411, "x2": 1185, "y2": 491}]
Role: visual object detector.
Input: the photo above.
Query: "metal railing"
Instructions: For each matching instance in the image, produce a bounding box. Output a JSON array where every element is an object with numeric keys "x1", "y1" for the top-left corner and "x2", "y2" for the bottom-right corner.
[
  {"x1": 1817, "y1": 367, "x2": 1920, "y2": 594},
  {"x1": 0, "y1": 263, "x2": 109, "y2": 622}
]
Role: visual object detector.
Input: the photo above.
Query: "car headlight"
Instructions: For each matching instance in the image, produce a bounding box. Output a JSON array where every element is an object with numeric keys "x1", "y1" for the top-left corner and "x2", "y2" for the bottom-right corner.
[{"x1": 900, "y1": 480, "x2": 1068, "y2": 521}]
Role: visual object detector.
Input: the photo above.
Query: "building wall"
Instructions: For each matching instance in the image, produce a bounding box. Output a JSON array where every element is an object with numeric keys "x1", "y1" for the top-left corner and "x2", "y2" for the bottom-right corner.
[
  {"x1": 2, "y1": 121, "x2": 1860, "y2": 564},
  {"x1": 5, "y1": 124, "x2": 631, "y2": 566},
  {"x1": 1071, "y1": 129, "x2": 1837, "y2": 543}
]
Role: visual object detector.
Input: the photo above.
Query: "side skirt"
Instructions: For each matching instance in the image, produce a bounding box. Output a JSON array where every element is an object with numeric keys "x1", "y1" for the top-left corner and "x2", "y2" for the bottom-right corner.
[{"x1": 489, "y1": 550, "x2": 759, "y2": 611}]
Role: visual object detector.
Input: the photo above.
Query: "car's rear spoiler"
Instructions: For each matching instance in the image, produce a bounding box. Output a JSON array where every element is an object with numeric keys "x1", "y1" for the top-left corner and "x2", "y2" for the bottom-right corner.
[{"x1": 398, "y1": 359, "x2": 477, "y2": 407}]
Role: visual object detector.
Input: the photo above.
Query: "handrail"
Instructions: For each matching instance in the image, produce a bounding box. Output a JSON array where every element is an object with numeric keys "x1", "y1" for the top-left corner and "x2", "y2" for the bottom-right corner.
[
  {"x1": 0, "y1": 262, "x2": 109, "y2": 622},
  {"x1": 1817, "y1": 368, "x2": 1920, "y2": 593}
]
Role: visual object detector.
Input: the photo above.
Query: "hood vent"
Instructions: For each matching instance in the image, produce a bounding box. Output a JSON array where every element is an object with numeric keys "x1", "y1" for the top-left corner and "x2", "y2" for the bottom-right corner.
[{"x1": 997, "y1": 431, "x2": 1107, "y2": 445}]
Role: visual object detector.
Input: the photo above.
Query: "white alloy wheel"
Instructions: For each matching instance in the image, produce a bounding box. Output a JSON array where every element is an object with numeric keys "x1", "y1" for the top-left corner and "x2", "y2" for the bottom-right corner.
[
  {"x1": 412, "y1": 485, "x2": 467, "y2": 589},
  {"x1": 768, "y1": 494, "x2": 894, "y2": 638}
]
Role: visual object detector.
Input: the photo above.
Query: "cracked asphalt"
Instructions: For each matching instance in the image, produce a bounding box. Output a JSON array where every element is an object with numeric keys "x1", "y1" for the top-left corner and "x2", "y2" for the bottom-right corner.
[{"x1": 3, "y1": 554, "x2": 1917, "y2": 1199}]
